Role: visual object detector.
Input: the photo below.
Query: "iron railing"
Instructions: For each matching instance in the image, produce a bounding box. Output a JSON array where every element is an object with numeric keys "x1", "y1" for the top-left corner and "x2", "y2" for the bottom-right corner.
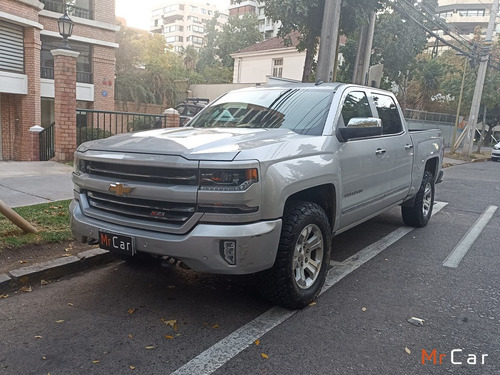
[
  {"x1": 39, "y1": 123, "x2": 55, "y2": 161},
  {"x1": 41, "y1": 66, "x2": 93, "y2": 83},
  {"x1": 404, "y1": 109, "x2": 457, "y2": 124},
  {"x1": 76, "y1": 109, "x2": 167, "y2": 146},
  {"x1": 41, "y1": 0, "x2": 94, "y2": 20}
]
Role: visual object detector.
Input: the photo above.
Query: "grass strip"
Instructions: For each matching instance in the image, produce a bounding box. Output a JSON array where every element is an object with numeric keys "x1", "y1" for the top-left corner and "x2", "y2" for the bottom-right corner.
[{"x1": 0, "y1": 200, "x2": 73, "y2": 252}]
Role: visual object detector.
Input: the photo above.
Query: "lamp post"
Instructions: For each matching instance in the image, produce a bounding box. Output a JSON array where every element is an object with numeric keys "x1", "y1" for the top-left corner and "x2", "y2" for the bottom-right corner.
[{"x1": 57, "y1": 11, "x2": 74, "y2": 50}]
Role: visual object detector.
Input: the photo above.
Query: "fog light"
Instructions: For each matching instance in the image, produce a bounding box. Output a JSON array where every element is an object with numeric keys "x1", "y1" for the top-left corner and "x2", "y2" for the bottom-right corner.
[{"x1": 220, "y1": 240, "x2": 236, "y2": 265}]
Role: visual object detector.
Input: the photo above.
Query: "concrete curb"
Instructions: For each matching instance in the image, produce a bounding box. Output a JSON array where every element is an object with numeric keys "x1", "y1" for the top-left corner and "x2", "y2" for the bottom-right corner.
[{"x1": 0, "y1": 248, "x2": 117, "y2": 294}]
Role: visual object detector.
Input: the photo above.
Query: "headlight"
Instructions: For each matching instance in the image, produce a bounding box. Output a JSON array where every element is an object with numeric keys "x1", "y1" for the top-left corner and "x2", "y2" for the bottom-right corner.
[
  {"x1": 199, "y1": 168, "x2": 258, "y2": 191},
  {"x1": 494, "y1": 145, "x2": 500, "y2": 150}
]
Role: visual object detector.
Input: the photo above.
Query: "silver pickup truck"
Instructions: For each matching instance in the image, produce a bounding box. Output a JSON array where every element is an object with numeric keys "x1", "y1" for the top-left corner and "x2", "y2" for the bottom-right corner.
[{"x1": 70, "y1": 83, "x2": 443, "y2": 309}]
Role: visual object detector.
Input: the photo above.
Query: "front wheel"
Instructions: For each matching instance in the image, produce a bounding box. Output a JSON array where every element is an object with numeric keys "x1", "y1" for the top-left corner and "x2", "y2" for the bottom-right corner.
[
  {"x1": 402, "y1": 171, "x2": 435, "y2": 227},
  {"x1": 259, "y1": 201, "x2": 331, "y2": 310}
]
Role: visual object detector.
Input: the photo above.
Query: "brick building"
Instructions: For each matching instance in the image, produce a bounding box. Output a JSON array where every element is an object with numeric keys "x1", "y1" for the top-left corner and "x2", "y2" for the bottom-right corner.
[{"x1": 0, "y1": 0, "x2": 118, "y2": 161}]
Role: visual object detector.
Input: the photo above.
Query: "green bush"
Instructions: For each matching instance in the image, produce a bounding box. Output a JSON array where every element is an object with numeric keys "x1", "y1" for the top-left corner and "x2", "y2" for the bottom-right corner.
[{"x1": 77, "y1": 127, "x2": 112, "y2": 145}]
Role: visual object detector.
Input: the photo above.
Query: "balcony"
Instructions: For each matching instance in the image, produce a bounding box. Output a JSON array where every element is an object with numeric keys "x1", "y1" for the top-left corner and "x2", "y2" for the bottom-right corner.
[
  {"x1": 41, "y1": 66, "x2": 93, "y2": 84},
  {"x1": 41, "y1": 0, "x2": 94, "y2": 20}
]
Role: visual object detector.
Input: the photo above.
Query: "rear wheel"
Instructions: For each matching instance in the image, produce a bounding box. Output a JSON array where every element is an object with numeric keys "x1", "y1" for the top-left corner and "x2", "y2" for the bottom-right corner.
[
  {"x1": 259, "y1": 201, "x2": 331, "y2": 309},
  {"x1": 402, "y1": 171, "x2": 435, "y2": 227}
]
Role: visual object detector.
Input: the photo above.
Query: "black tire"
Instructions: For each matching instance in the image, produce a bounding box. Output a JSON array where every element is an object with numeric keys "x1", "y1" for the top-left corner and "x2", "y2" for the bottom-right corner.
[
  {"x1": 259, "y1": 201, "x2": 331, "y2": 309},
  {"x1": 402, "y1": 171, "x2": 435, "y2": 227}
]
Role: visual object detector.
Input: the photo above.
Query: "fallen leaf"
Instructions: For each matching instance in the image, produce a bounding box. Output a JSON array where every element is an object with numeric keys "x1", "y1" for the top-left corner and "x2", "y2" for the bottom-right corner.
[
  {"x1": 145, "y1": 346, "x2": 155, "y2": 350},
  {"x1": 61, "y1": 254, "x2": 72, "y2": 257},
  {"x1": 0, "y1": 294, "x2": 9, "y2": 299},
  {"x1": 34, "y1": 335, "x2": 43, "y2": 339},
  {"x1": 212, "y1": 324, "x2": 219, "y2": 329},
  {"x1": 405, "y1": 347, "x2": 411, "y2": 355},
  {"x1": 128, "y1": 334, "x2": 133, "y2": 338},
  {"x1": 20, "y1": 260, "x2": 28, "y2": 264},
  {"x1": 92, "y1": 360, "x2": 100, "y2": 364},
  {"x1": 41, "y1": 280, "x2": 48, "y2": 285},
  {"x1": 55, "y1": 320, "x2": 65, "y2": 323},
  {"x1": 68, "y1": 303, "x2": 74, "y2": 307},
  {"x1": 42, "y1": 356, "x2": 47, "y2": 360},
  {"x1": 254, "y1": 339, "x2": 260, "y2": 346},
  {"x1": 128, "y1": 308, "x2": 136, "y2": 314},
  {"x1": 162, "y1": 319, "x2": 178, "y2": 330},
  {"x1": 164, "y1": 335, "x2": 174, "y2": 339},
  {"x1": 308, "y1": 301, "x2": 317, "y2": 307},
  {"x1": 20, "y1": 286, "x2": 32, "y2": 293},
  {"x1": 261, "y1": 353, "x2": 269, "y2": 359},
  {"x1": 362, "y1": 307, "x2": 367, "y2": 312},
  {"x1": 129, "y1": 365, "x2": 136, "y2": 370}
]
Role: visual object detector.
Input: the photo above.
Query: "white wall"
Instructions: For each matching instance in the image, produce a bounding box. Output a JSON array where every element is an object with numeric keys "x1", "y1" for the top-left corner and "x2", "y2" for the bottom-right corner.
[{"x1": 233, "y1": 48, "x2": 306, "y2": 84}]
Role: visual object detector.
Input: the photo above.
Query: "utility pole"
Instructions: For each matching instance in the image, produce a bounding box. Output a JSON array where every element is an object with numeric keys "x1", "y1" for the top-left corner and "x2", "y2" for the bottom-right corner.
[
  {"x1": 352, "y1": 11, "x2": 376, "y2": 85},
  {"x1": 462, "y1": 0, "x2": 499, "y2": 156},
  {"x1": 316, "y1": 0, "x2": 342, "y2": 83}
]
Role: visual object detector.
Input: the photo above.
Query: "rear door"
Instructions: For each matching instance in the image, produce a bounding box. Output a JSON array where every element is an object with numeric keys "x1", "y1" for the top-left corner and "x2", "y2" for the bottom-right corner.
[
  {"x1": 371, "y1": 91, "x2": 413, "y2": 203},
  {"x1": 337, "y1": 89, "x2": 389, "y2": 229}
]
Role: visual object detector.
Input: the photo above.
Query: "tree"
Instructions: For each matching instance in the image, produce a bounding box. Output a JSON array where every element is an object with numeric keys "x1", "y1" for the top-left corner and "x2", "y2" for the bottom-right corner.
[
  {"x1": 264, "y1": 0, "x2": 324, "y2": 82},
  {"x1": 217, "y1": 13, "x2": 262, "y2": 67}
]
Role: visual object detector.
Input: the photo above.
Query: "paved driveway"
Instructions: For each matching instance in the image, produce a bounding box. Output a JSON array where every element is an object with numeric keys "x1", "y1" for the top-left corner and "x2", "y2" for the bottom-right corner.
[{"x1": 0, "y1": 161, "x2": 74, "y2": 207}]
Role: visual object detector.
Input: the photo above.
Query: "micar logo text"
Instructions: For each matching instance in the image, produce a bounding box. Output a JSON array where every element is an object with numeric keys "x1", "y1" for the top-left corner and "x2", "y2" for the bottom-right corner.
[{"x1": 422, "y1": 349, "x2": 488, "y2": 366}]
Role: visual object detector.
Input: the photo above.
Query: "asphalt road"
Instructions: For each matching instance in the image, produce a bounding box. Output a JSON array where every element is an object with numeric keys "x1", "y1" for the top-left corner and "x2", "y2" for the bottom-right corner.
[{"x1": 1, "y1": 161, "x2": 499, "y2": 375}]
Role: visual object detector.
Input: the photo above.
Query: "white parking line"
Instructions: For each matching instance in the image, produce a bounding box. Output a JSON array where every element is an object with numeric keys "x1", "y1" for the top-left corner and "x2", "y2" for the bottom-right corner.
[
  {"x1": 443, "y1": 205, "x2": 498, "y2": 268},
  {"x1": 171, "y1": 201, "x2": 448, "y2": 375}
]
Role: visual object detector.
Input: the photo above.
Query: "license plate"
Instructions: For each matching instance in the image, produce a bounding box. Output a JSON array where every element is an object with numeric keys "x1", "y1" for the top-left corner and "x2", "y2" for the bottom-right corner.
[{"x1": 98, "y1": 230, "x2": 135, "y2": 256}]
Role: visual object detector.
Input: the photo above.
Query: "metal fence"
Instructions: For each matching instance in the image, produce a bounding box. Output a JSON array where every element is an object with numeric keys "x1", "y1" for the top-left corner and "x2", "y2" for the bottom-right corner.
[
  {"x1": 404, "y1": 109, "x2": 457, "y2": 124},
  {"x1": 76, "y1": 109, "x2": 166, "y2": 146},
  {"x1": 39, "y1": 123, "x2": 55, "y2": 161}
]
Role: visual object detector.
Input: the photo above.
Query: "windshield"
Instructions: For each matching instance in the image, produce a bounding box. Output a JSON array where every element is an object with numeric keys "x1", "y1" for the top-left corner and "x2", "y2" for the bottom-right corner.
[{"x1": 189, "y1": 88, "x2": 334, "y2": 136}]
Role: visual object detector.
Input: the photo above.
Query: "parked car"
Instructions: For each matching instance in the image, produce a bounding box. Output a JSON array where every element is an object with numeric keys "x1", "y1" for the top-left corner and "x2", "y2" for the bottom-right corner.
[
  {"x1": 70, "y1": 83, "x2": 444, "y2": 309},
  {"x1": 492, "y1": 142, "x2": 500, "y2": 162},
  {"x1": 174, "y1": 98, "x2": 209, "y2": 126}
]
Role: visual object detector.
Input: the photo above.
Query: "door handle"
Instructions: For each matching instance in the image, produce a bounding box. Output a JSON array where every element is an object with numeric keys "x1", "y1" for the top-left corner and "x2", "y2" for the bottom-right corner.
[
  {"x1": 405, "y1": 144, "x2": 414, "y2": 150},
  {"x1": 375, "y1": 148, "x2": 386, "y2": 156}
]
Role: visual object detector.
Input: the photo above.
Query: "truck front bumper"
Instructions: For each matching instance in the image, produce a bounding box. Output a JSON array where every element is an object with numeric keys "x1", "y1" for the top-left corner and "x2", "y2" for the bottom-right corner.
[{"x1": 70, "y1": 200, "x2": 282, "y2": 275}]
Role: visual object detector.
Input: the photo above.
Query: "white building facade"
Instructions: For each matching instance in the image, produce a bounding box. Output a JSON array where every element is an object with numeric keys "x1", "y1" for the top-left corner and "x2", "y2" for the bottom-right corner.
[
  {"x1": 150, "y1": 1, "x2": 228, "y2": 52},
  {"x1": 228, "y1": 0, "x2": 280, "y2": 39}
]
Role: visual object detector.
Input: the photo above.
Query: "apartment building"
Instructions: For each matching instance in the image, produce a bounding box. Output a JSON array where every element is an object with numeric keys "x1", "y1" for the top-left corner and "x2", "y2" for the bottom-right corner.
[
  {"x1": 0, "y1": 0, "x2": 118, "y2": 161},
  {"x1": 228, "y1": 0, "x2": 279, "y2": 40},
  {"x1": 150, "y1": 1, "x2": 228, "y2": 52},
  {"x1": 431, "y1": 0, "x2": 500, "y2": 54}
]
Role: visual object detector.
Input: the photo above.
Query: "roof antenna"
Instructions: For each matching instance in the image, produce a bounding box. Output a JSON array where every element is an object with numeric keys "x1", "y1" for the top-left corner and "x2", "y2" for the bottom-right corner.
[{"x1": 315, "y1": 80, "x2": 324, "y2": 86}]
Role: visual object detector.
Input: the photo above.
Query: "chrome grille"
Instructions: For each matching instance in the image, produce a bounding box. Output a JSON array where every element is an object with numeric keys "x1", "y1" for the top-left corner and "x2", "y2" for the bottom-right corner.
[
  {"x1": 82, "y1": 161, "x2": 198, "y2": 185},
  {"x1": 87, "y1": 191, "x2": 195, "y2": 224}
]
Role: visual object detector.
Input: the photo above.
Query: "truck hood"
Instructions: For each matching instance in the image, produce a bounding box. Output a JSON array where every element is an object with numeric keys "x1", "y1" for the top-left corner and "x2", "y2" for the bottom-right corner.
[{"x1": 78, "y1": 127, "x2": 306, "y2": 161}]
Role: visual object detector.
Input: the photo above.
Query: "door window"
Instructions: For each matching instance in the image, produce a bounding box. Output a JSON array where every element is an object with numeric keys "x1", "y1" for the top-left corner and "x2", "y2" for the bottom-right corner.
[
  {"x1": 340, "y1": 91, "x2": 372, "y2": 127},
  {"x1": 373, "y1": 94, "x2": 403, "y2": 135}
]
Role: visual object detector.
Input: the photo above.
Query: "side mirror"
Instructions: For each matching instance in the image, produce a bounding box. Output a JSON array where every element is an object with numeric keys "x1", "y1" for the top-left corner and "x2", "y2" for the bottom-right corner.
[{"x1": 337, "y1": 117, "x2": 383, "y2": 142}]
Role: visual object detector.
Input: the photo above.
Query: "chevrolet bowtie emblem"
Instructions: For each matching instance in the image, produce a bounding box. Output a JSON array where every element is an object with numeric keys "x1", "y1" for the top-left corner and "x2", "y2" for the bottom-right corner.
[{"x1": 108, "y1": 183, "x2": 134, "y2": 196}]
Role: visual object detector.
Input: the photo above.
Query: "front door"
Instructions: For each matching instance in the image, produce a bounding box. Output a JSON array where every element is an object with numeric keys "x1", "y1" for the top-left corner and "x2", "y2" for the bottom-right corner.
[{"x1": 338, "y1": 90, "x2": 389, "y2": 229}]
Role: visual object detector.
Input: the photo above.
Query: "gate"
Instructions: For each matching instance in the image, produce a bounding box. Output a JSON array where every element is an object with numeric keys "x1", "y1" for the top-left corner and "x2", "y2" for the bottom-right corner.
[
  {"x1": 39, "y1": 123, "x2": 55, "y2": 161},
  {"x1": 76, "y1": 109, "x2": 166, "y2": 146}
]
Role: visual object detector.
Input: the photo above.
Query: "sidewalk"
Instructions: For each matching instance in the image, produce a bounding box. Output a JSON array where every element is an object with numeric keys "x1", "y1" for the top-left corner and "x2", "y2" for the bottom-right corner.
[{"x1": 0, "y1": 161, "x2": 74, "y2": 207}]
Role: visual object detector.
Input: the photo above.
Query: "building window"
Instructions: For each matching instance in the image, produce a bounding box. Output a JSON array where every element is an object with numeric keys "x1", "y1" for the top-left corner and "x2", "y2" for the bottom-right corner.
[
  {"x1": 40, "y1": 0, "x2": 94, "y2": 20},
  {"x1": 272, "y1": 58, "x2": 283, "y2": 78},
  {"x1": 0, "y1": 21, "x2": 24, "y2": 73},
  {"x1": 188, "y1": 36, "x2": 203, "y2": 45},
  {"x1": 40, "y1": 36, "x2": 92, "y2": 83}
]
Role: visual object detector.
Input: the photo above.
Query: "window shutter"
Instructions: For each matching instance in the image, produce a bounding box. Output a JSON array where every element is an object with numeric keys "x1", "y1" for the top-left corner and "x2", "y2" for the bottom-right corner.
[{"x1": 0, "y1": 21, "x2": 24, "y2": 73}]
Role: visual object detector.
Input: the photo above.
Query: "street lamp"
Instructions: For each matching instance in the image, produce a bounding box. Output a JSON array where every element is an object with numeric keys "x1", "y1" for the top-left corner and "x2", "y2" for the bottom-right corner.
[{"x1": 57, "y1": 11, "x2": 74, "y2": 50}]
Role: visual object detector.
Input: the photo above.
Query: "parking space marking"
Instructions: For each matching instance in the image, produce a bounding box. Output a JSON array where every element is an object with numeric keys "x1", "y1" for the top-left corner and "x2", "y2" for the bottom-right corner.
[
  {"x1": 443, "y1": 205, "x2": 498, "y2": 268},
  {"x1": 171, "y1": 201, "x2": 448, "y2": 375}
]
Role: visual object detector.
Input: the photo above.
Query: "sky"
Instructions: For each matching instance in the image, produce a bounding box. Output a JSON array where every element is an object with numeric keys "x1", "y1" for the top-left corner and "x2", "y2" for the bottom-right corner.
[{"x1": 115, "y1": 0, "x2": 231, "y2": 30}]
